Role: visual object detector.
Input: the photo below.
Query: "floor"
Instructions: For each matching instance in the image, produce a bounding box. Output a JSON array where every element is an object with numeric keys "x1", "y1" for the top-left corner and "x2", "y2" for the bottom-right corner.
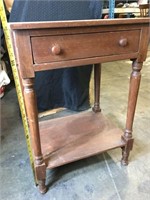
[{"x1": 1, "y1": 48, "x2": 150, "y2": 200}]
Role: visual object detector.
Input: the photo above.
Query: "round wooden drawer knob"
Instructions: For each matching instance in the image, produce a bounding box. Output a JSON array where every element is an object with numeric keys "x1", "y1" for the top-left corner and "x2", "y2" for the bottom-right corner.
[
  {"x1": 119, "y1": 38, "x2": 128, "y2": 47},
  {"x1": 51, "y1": 45, "x2": 61, "y2": 55}
]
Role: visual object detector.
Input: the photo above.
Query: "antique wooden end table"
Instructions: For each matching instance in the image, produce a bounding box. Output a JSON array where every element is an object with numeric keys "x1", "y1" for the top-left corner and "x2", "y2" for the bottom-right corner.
[{"x1": 10, "y1": 18, "x2": 150, "y2": 193}]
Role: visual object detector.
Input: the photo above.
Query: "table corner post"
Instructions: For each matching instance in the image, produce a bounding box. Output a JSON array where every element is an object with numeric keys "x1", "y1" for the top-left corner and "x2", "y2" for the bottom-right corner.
[
  {"x1": 121, "y1": 59, "x2": 143, "y2": 166},
  {"x1": 22, "y1": 78, "x2": 47, "y2": 193},
  {"x1": 92, "y1": 63, "x2": 102, "y2": 113}
]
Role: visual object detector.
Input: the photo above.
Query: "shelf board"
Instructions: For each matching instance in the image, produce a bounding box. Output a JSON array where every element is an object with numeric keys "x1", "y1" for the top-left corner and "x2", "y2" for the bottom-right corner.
[
  {"x1": 102, "y1": 8, "x2": 140, "y2": 14},
  {"x1": 39, "y1": 111, "x2": 125, "y2": 169}
]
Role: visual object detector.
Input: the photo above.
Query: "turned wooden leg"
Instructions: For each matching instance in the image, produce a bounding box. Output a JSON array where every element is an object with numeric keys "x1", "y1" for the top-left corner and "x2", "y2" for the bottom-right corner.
[
  {"x1": 121, "y1": 60, "x2": 143, "y2": 165},
  {"x1": 92, "y1": 63, "x2": 101, "y2": 113},
  {"x1": 23, "y1": 78, "x2": 47, "y2": 193}
]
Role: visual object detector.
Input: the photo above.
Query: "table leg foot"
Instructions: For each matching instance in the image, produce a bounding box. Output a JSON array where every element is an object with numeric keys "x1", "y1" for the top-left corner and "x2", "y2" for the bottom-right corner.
[
  {"x1": 38, "y1": 180, "x2": 47, "y2": 194},
  {"x1": 121, "y1": 147, "x2": 129, "y2": 166},
  {"x1": 92, "y1": 106, "x2": 101, "y2": 113},
  {"x1": 121, "y1": 138, "x2": 134, "y2": 166}
]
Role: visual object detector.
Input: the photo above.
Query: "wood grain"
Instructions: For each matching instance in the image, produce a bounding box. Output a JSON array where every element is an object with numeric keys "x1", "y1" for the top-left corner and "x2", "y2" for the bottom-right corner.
[
  {"x1": 39, "y1": 111, "x2": 125, "y2": 168},
  {"x1": 10, "y1": 18, "x2": 150, "y2": 193}
]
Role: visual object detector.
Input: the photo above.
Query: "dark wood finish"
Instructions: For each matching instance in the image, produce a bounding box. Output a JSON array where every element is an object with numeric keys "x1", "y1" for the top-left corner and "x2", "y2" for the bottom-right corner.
[
  {"x1": 9, "y1": 18, "x2": 150, "y2": 193},
  {"x1": 22, "y1": 78, "x2": 46, "y2": 192},
  {"x1": 92, "y1": 64, "x2": 101, "y2": 112},
  {"x1": 31, "y1": 30, "x2": 140, "y2": 64},
  {"x1": 39, "y1": 111, "x2": 125, "y2": 168},
  {"x1": 121, "y1": 60, "x2": 143, "y2": 165},
  {"x1": 9, "y1": 18, "x2": 150, "y2": 29}
]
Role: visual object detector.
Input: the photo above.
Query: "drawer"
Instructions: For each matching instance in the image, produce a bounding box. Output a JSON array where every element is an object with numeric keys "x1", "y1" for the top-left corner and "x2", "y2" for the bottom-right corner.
[{"x1": 31, "y1": 30, "x2": 140, "y2": 64}]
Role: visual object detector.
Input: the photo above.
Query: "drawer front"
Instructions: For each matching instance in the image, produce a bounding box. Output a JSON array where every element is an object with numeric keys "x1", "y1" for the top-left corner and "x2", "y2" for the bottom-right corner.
[{"x1": 31, "y1": 30, "x2": 140, "y2": 64}]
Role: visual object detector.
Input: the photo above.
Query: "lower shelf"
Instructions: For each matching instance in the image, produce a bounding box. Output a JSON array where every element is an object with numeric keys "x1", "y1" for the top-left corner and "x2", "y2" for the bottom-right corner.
[{"x1": 39, "y1": 110, "x2": 125, "y2": 169}]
